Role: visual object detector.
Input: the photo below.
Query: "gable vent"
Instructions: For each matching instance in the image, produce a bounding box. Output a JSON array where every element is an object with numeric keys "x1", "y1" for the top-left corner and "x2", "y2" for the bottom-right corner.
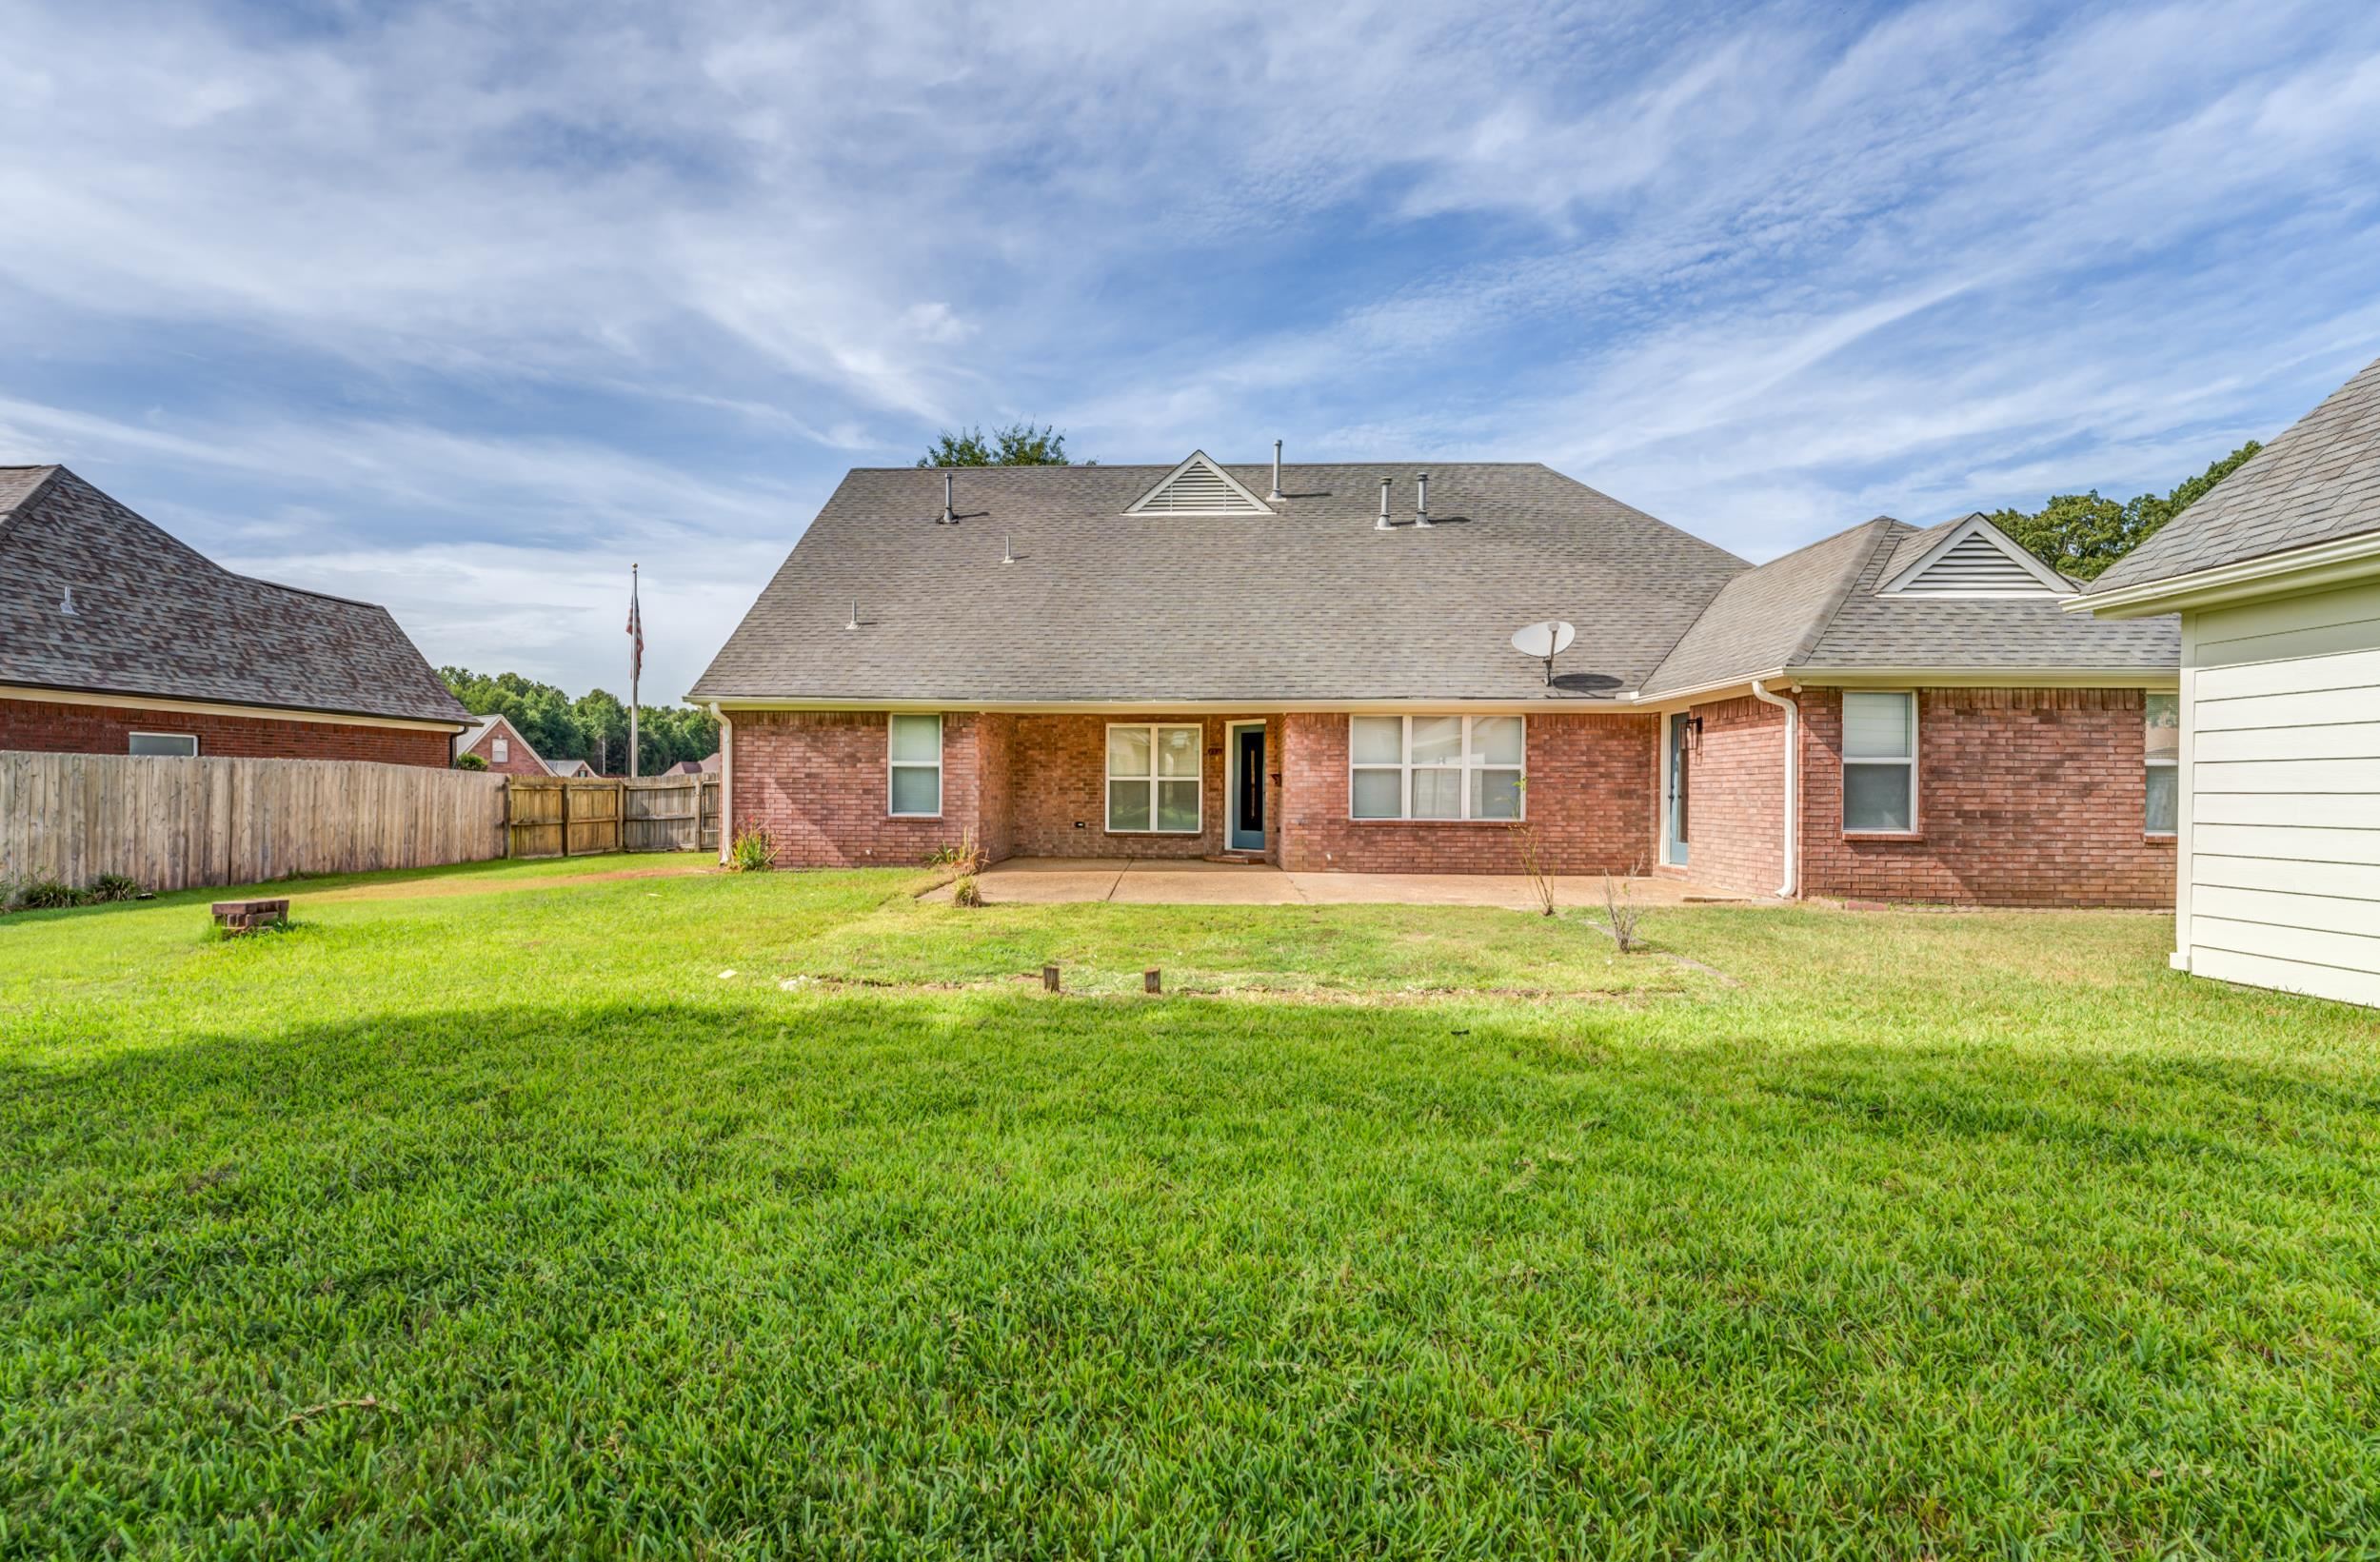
[
  {"x1": 1123, "y1": 451, "x2": 1273, "y2": 516},
  {"x1": 1895, "y1": 530, "x2": 2058, "y2": 595}
]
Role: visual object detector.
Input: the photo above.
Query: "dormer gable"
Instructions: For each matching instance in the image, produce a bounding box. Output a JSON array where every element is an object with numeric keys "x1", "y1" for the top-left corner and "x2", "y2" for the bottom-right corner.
[
  {"x1": 1879, "y1": 514, "x2": 2073, "y2": 598},
  {"x1": 1121, "y1": 450, "x2": 1274, "y2": 516}
]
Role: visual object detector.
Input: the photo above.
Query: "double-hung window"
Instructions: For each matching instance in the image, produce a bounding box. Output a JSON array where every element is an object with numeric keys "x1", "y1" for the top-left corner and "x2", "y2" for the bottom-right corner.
[
  {"x1": 2144, "y1": 693, "x2": 2179, "y2": 835},
  {"x1": 1107, "y1": 723, "x2": 1201, "y2": 833},
  {"x1": 492, "y1": 737, "x2": 509, "y2": 764},
  {"x1": 1841, "y1": 692, "x2": 1916, "y2": 832},
  {"x1": 888, "y1": 714, "x2": 942, "y2": 817},
  {"x1": 1348, "y1": 715, "x2": 1524, "y2": 821}
]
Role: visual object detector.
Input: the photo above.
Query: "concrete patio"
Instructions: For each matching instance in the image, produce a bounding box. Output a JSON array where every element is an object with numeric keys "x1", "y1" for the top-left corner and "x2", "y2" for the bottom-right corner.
[{"x1": 926, "y1": 857, "x2": 1753, "y2": 909}]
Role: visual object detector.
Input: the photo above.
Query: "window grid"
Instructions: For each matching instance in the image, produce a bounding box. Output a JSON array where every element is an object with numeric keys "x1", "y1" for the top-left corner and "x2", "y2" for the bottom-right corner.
[
  {"x1": 1348, "y1": 716, "x2": 1525, "y2": 821},
  {"x1": 1106, "y1": 722, "x2": 1202, "y2": 834}
]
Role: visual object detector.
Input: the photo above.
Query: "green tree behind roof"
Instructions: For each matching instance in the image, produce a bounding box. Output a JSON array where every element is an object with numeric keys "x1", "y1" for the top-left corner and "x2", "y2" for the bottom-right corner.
[
  {"x1": 1991, "y1": 441, "x2": 2262, "y2": 580},
  {"x1": 916, "y1": 423, "x2": 1081, "y2": 467}
]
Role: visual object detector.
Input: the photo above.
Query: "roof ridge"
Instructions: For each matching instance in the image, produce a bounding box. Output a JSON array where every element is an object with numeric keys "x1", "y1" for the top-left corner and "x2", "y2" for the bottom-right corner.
[{"x1": 1783, "y1": 518, "x2": 1903, "y2": 670}]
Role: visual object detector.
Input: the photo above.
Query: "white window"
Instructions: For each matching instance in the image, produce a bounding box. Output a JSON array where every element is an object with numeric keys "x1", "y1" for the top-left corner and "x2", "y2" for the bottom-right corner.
[
  {"x1": 1348, "y1": 715, "x2": 1524, "y2": 821},
  {"x1": 1107, "y1": 723, "x2": 1201, "y2": 833},
  {"x1": 1841, "y1": 692, "x2": 1915, "y2": 832},
  {"x1": 128, "y1": 731, "x2": 198, "y2": 757},
  {"x1": 492, "y1": 737, "x2": 509, "y2": 764},
  {"x1": 2144, "y1": 692, "x2": 2179, "y2": 835},
  {"x1": 888, "y1": 714, "x2": 942, "y2": 817}
]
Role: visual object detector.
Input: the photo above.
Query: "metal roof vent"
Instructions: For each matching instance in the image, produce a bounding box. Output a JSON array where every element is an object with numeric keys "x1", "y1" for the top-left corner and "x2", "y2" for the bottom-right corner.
[
  {"x1": 845, "y1": 597, "x2": 860, "y2": 630},
  {"x1": 1376, "y1": 477, "x2": 1392, "y2": 531},
  {"x1": 1123, "y1": 451, "x2": 1273, "y2": 516},
  {"x1": 59, "y1": 584, "x2": 77, "y2": 616},
  {"x1": 1268, "y1": 439, "x2": 1284, "y2": 502},
  {"x1": 1416, "y1": 472, "x2": 1432, "y2": 528},
  {"x1": 941, "y1": 472, "x2": 955, "y2": 525}
]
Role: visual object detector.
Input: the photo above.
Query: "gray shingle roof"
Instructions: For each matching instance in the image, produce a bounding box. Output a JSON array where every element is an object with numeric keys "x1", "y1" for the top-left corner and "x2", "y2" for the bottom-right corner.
[
  {"x1": 0, "y1": 465, "x2": 471, "y2": 725},
  {"x1": 2090, "y1": 353, "x2": 2380, "y2": 593},
  {"x1": 1640, "y1": 514, "x2": 2175, "y2": 695},
  {"x1": 697, "y1": 460, "x2": 2181, "y2": 707},
  {"x1": 690, "y1": 463, "x2": 1749, "y2": 704}
]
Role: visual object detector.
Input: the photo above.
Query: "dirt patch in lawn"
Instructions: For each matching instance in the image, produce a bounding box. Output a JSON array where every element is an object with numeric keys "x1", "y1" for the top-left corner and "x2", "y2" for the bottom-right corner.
[{"x1": 304, "y1": 860, "x2": 719, "y2": 902}]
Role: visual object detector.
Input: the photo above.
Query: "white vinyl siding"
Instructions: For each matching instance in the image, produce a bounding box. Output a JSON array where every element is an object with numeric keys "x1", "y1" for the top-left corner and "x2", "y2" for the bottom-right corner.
[
  {"x1": 1348, "y1": 716, "x2": 1524, "y2": 821},
  {"x1": 1841, "y1": 692, "x2": 1915, "y2": 832},
  {"x1": 1107, "y1": 723, "x2": 1200, "y2": 833},
  {"x1": 888, "y1": 714, "x2": 942, "y2": 817},
  {"x1": 2178, "y1": 580, "x2": 2380, "y2": 1007}
]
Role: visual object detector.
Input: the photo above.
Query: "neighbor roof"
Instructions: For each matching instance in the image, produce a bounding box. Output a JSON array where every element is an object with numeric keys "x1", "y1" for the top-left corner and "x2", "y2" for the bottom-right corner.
[
  {"x1": 2089, "y1": 353, "x2": 2380, "y2": 594},
  {"x1": 1636, "y1": 511, "x2": 2174, "y2": 696},
  {"x1": 454, "y1": 711, "x2": 543, "y2": 762},
  {"x1": 0, "y1": 465, "x2": 470, "y2": 725},
  {"x1": 691, "y1": 463, "x2": 1750, "y2": 704}
]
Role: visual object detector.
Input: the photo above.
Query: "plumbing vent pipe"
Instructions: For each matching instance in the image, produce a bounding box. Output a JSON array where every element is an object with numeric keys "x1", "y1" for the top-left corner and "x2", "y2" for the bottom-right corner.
[
  {"x1": 942, "y1": 472, "x2": 954, "y2": 525},
  {"x1": 845, "y1": 598, "x2": 860, "y2": 630},
  {"x1": 1416, "y1": 472, "x2": 1432, "y2": 528},
  {"x1": 1269, "y1": 440, "x2": 1284, "y2": 501},
  {"x1": 1376, "y1": 476, "x2": 1392, "y2": 530}
]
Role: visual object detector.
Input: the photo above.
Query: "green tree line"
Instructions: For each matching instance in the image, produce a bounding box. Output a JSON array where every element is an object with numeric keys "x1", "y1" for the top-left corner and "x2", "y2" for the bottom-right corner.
[
  {"x1": 1991, "y1": 442, "x2": 2262, "y2": 581},
  {"x1": 440, "y1": 668, "x2": 718, "y2": 775}
]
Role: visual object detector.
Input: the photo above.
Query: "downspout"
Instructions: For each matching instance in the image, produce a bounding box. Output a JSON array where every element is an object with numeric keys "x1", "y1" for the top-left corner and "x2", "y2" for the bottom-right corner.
[
  {"x1": 708, "y1": 702, "x2": 733, "y2": 865},
  {"x1": 1748, "y1": 680, "x2": 1797, "y2": 899}
]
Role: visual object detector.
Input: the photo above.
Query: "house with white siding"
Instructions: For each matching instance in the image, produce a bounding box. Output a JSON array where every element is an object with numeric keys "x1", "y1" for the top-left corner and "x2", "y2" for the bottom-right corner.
[{"x1": 2075, "y1": 353, "x2": 2380, "y2": 1007}]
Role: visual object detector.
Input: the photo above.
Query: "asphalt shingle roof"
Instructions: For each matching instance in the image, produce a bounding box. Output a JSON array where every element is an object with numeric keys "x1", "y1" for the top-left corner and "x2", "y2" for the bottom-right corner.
[
  {"x1": 690, "y1": 464, "x2": 1750, "y2": 704},
  {"x1": 0, "y1": 465, "x2": 471, "y2": 725},
  {"x1": 2090, "y1": 353, "x2": 2380, "y2": 593},
  {"x1": 696, "y1": 460, "x2": 2181, "y2": 706}
]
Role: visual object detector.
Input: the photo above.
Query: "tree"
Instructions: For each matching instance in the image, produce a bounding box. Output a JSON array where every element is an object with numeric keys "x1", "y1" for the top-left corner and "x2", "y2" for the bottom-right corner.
[
  {"x1": 439, "y1": 670, "x2": 716, "y2": 776},
  {"x1": 1990, "y1": 442, "x2": 2262, "y2": 581},
  {"x1": 916, "y1": 422, "x2": 1080, "y2": 467},
  {"x1": 573, "y1": 689, "x2": 629, "y2": 775}
]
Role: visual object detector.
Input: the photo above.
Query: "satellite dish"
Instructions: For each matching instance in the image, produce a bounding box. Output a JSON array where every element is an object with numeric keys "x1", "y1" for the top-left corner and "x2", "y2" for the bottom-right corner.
[{"x1": 1511, "y1": 620, "x2": 1577, "y2": 685}]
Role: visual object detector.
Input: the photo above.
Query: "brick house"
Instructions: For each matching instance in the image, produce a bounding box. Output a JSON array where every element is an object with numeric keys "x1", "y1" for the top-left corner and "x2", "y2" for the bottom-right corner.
[
  {"x1": 453, "y1": 713, "x2": 552, "y2": 776},
  {"x1": 690, "y1": 452, "x2": 2178, "y2": 905},
  {"x1": 0, "y1": 465, "x2": 470, "y2": 763}
]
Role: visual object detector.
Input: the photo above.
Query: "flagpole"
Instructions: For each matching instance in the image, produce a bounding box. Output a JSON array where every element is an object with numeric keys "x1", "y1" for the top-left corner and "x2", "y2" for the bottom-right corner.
[{"x1": 628, "y1": 564, "x2": 641, "y2": 780}]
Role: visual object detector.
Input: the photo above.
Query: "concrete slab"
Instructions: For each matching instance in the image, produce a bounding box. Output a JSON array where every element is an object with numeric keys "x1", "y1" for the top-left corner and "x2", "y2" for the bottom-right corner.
[{"x1": 942, "y1": 857, "x2": 1746, "y2": 909}]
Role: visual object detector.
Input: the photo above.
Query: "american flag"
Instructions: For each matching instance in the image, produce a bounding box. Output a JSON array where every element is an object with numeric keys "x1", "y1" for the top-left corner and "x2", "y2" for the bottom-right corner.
[{"x1": 625, "y1": 567, "x2": 643, "y2": 682}]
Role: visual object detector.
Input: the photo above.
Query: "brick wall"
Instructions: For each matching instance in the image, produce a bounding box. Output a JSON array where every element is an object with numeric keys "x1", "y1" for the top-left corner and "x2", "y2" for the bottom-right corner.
[
  {"x1": 0, "y1": 695, "x2": 452, "y2": 767},
  {"x1": 1672, "y1": 695, "x2": 1788, "y2": 898},
  {"x1": 1275, "y1": 712, "x2": 1657, "y2": 874},
  {"x1": 976, "y1": 712, "x2": 1016, "y2": 862},
  {"x1": 1796, "y1": 686, "x2": 2174, "y2": 907},
  {"x1": 729, "y1": 710, "x2": 999, "y2": 867},
  {"x1": 1009, "y1": 714, "x2": 1268, "y2": 860},
  {"x1": 460, "y1": 719, "x2": 549, "y2": 776}
]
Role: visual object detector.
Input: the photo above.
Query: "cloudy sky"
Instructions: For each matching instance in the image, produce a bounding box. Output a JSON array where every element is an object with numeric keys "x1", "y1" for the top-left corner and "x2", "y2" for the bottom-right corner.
[{"x1": 5, "y1": 0, "x2": 2378, "y2": 703}]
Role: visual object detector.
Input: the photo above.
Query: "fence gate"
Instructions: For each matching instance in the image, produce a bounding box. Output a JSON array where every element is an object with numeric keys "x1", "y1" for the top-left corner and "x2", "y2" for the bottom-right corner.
[{"x1": 506, "y1": 774, "x2": 714, "y2": 860}]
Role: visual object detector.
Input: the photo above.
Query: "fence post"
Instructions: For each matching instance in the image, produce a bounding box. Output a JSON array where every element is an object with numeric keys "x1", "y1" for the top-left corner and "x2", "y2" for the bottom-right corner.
[{"x1": 560, "y1": 779, "x2": 572, "y2": 858}]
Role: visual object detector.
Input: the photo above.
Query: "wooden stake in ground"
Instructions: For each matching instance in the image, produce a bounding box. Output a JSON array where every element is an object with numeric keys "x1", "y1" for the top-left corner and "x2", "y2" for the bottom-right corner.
[
  {"x1": 1144, "y1": 969, "x2": 1161, "y2": 994},
  {"x1": 1042, "y1": 964, "x2": 1061, "y2": 992}
]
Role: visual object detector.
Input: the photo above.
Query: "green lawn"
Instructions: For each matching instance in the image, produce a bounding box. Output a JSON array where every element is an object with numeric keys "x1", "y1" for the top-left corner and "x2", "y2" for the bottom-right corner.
[{"x1": 4, "y1": 860, "x2": 2377, "y2": 1556}]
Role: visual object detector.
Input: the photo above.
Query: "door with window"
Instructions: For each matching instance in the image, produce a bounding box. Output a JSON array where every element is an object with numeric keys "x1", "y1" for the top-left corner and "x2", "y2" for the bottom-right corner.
[
  {"x1": 1228, "y1": 722, "x2": 1265, "y2": 851},
  {"x1": 1666, "y1": 713, "x2": 1691, "y2": 865}
]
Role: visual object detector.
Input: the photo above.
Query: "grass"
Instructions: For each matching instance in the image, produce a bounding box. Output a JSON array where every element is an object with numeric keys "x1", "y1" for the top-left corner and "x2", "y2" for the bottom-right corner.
[{"x1": 3, "y1": 859, "x2": 2377, "y2": 1556}]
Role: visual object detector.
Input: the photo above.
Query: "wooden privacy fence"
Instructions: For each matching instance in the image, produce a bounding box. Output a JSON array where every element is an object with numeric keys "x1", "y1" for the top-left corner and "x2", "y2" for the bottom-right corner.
[
  {"x1": 505, "y1": 775, "x2": 719, "y2": 860},
  {"x1": 0, "y1": 751, "x2": 507, "y2": 895}
]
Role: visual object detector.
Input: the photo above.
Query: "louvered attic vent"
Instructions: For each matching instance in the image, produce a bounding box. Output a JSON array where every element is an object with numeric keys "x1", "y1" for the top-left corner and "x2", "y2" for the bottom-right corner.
[
  {"x1": 1885, "y1": 519, "x2": 2070, "y2": 597},
  {"x1": 1123, "y1": 451, "x2": 1273, "y2": 516}
]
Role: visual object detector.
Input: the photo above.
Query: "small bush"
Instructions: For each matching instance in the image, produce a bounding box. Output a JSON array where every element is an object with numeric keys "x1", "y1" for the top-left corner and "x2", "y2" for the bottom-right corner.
[
  {"x1": 453, "y1": 752, "x2": 489, "y2": 772},
  {"x1": 1601, "y1": 872, "x2": 1646, "y2": 954},
  {"x1": 951, "y1": 874, "x2": 983, "y2": 908},
  {"x1": 11, "y1": 877, "x2": 93, "y2": 911},
  {"x1": 727, "y1": 827, "x2": 777, "y2": 873},
  {"x1": 89, "y1": 873, "x2": 144, "y2": 903},
  {"x1": 925, "y1": 831, "x2": 985, "y2": 876}
]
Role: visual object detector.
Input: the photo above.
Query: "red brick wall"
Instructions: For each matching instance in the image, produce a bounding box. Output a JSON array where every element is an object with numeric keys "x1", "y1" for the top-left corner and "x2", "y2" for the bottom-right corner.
[
  {"x1": 1008, "y1": 715, "x2": 1250, "y2": 860},
  {"x1": 1673, "y1": 696, "x2": 1788, "y2": 898},
  {"x1": 0, "y1": 695, "x2": 452, "y2": 767},
  {"x1": 976, "y1": 713, "x2": 1016, "y2": 862},
  {"x1": 1796, "y1": 686, "x2": 2175, "y2": 907},
  {"x1": 460, "y1": 720, "x2": 550, "y2": 776},
  {"x1": 1276, "y1": 712, "x2": 1657, "y2": 874},
  {"x1": 728, "y1": 710, "x2": 995, "y2": 867}
]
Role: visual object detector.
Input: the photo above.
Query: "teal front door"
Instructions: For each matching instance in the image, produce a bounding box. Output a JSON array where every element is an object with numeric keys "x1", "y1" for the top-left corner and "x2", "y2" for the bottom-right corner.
[
  {"x1": 1666, "y1": 714, "x2": 1691, "y2": 865},
  {"x1": 1229, "y1": 724, "x2": 1265, "y2": 852}
]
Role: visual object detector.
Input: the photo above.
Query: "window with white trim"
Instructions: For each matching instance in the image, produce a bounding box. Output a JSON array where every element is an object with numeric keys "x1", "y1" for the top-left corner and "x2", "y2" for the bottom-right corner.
[
  {"x1": 492, "y1": 737, "x2": 509, "y2": 764},
  {"x1": 1841, "y1": 692, "x2": 1915, "y2": 832},
  {"x1": 1107, "y1": 723, "x2": 1201, "y2": 833},
  {"x1": 2144, "y1": 693, "x2": 2178, "y2": 835},
  {"x1": 1348, "y1": 715, "x2": 1524, "y2": 821},
  {"x1": 128, "y1": 731, "x2": 198, "y2": 757},
  {"x1": 888, "y1": 714, "x2": 942, "y2": 817}
]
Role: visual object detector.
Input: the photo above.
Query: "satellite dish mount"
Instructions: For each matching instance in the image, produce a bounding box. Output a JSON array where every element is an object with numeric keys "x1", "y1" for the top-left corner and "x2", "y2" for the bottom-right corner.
[{"x1": 1509, "y1": 620, "x2": 1577, "y2": 686}]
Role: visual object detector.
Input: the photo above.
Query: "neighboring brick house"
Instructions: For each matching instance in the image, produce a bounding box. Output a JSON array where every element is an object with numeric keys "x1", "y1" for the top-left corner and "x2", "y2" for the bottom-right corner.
[
  {"x1": 0, "y1": 465, "x2": 469, "y2": 762},
  {"x1": 453, "y1": 713, "x2": 551, "y2": 776},
  {"x1": 691, "y1": 451, "x2": 2178, "y2": 905}
]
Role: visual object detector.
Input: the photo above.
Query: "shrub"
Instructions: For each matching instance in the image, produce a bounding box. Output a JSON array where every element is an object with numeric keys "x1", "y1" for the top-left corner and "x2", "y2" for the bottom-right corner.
[
  {"x1": 951, "y1": 874, "x2": 983, "y2": 908},
  {"x1": 727, "y1": 827, "x2": 777, "y2": 873},
  {"x1": 453, "y1": 752, "x2": 488, "y2": 771},
  {"x1": 10, "y1": 877, "x2": 93, "y2": 911},
  {"x1": 89, "y1": 873, "x2": 144, "y2": 903},
  {"x1": 926, "y1": 830, "x2": 985, "y2": 875},
  {"x1": 1601, "y1": 871, "x2": 1646, "y2": 954}
]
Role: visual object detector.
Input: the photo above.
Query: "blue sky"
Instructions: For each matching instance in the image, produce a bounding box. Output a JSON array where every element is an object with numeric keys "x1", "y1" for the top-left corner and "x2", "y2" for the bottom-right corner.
[{"x1": 5, "y1": 0, "x2": 2379, "y2": 704}]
